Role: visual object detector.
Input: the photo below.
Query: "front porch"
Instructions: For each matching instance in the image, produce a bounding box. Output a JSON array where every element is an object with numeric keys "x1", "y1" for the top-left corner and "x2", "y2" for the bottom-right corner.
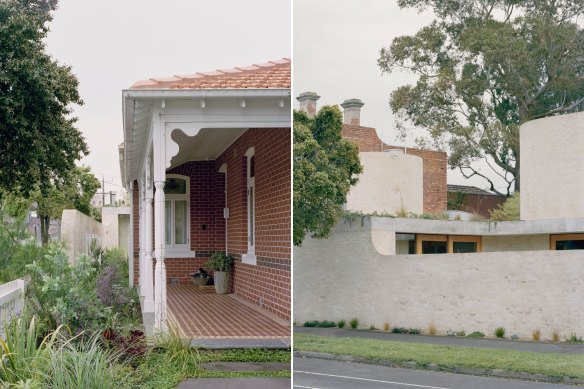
[{"x1": 167, "y1": 285, "x2": 290, "y2": 348}]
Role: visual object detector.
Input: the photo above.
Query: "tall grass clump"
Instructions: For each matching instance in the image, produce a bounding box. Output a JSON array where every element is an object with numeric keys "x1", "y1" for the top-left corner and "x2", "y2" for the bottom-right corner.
[
  {"x1": 349, "y1": 318, "x2": 359, "y2": 329},
  {"x1": 494, "y1": 327, "x2": 506, "y2": 339},
  {"x1": 153, "y1": 324, "x2": 201, "y2": 373},
  {"x1": 532, "y1": 328, "x2": 541, "y2": 342},
  {"x1": 45, "y1": 334, "x2": 122, "y2": 389}
]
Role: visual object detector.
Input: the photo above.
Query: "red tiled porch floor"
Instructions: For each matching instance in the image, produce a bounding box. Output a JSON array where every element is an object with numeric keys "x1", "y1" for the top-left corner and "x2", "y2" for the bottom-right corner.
[{"x1": 167, "y1": 285, "x2": 290, "y2": 340}]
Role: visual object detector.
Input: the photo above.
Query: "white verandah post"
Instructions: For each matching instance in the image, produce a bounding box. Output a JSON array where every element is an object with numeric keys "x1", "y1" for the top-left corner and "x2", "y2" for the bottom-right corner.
[
  {"x1": 139, "y1": 178, "x2": 146, "y2": 300},
  {"x1": 143, "y1": 152, "x2": 155, "y2": 312},
  {"x1": 152, "y1": 108, "x2": 167, "y2": 332}
]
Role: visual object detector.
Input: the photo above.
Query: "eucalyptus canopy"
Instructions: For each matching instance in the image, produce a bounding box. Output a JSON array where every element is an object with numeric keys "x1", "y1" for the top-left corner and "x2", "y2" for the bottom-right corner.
[{"x1": 379, "y1": 0, "x2": 584, "y2": 195}]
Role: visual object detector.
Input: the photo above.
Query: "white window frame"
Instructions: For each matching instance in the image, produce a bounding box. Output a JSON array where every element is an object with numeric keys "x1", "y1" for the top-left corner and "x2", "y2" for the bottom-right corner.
[
  {"x1": 164, "y1": 174, "x2": 194, "y2": 258},
  {"x1": 242, "y1": 147, "x2": 257, "y2": 265}
]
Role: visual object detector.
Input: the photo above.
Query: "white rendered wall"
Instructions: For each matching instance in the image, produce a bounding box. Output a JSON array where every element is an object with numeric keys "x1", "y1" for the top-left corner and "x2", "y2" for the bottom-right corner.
[
  {"x1": 102, "y1": 207, "x2": 130, "y2": 251},
  {"x1": 521, "y1": 112, "x2": 584, "y2": 220},
  {"x1": 60, "y1": 209, "x2": 104, "y2": 264},
  {"x1": 346, "y1": 152, "x2": 423, "y2": 215},
  {"x1": 295, "y1": 219, "x2": 584, "y2": 340}
]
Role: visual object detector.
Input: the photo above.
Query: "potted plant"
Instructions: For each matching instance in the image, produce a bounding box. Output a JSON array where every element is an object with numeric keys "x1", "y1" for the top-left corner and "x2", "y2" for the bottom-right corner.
[
  {"x1": 190, "y1": 268, "x2": 210, "y2": 286},
  {"x1": 205, "y1": 252, "x2": 233, "y2": 294}
]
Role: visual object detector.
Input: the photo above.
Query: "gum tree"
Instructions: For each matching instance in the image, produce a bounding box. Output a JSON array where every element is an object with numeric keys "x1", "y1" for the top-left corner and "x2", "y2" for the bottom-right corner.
[
  {"x1": 293, "y1": 106, "x2": 362, "y2": 246},
  {"x1": 378, "y1": 0, "x2": 584, "y2": 195}
]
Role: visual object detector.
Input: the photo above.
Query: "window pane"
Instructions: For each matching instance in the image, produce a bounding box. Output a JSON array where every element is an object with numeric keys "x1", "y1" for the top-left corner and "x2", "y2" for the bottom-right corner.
[
  {"x1": 248, "y1": 186, "x2": 254, "y2": 246},
  {"x1": 175, "y1": 200, "x2": 187, "y2": 245},
  {"x1": 556, "y1": 240, "x2": 584, "y2": 250},
  {"x1": 453, "y1": 241, "x2": 477, "y2": 253},
  {"x1": 165, "y1": 200, "x2": 171, "y2": 245},
  {"x1": 164, "y1": 178, "x2": 187, "y2": 195},
  {"x1": 422, "y1": 240, "x2": 447, "y2": 254}
]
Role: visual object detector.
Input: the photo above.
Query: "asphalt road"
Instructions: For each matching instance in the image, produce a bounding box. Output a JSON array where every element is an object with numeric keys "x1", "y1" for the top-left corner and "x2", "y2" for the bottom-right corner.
[{"x1": 293, "y1": 357, "x2": 577, "y2": 389}]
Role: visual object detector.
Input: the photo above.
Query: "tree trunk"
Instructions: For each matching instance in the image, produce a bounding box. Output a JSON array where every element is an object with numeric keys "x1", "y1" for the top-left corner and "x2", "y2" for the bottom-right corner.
[{"x1": 40, "y1": 214, "x2": 49, "y2": 246}]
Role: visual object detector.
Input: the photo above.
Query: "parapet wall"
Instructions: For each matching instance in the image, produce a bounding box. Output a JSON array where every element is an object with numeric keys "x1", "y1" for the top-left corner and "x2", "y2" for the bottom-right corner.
[{"x1": 295, "y1": 218, "x2": 584, "y2": 339}]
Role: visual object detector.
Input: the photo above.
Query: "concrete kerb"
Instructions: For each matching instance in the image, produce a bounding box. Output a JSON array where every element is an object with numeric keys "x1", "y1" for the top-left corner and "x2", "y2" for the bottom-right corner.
[{"x1": 294, "y1": 351, "x2": 584, "y2": 385}]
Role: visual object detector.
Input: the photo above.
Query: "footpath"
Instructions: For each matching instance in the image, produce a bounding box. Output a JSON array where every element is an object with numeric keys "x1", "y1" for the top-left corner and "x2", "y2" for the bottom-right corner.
[{"x1": 295, "y1": 326, "x2": 584, "y2": 385}]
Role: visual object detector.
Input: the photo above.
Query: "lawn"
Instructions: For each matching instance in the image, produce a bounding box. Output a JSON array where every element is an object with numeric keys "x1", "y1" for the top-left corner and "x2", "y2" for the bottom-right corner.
[{"x1": 295, "y1": 334, "x2": 584, "y2": 379}]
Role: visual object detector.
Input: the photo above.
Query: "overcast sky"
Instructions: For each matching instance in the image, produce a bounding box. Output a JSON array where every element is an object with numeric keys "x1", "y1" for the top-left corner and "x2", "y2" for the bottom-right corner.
[
  {"x1": 45, "y1": 0, "x2": 291, "y2": 196},
  {"x1": 294, "y1": 0, "x2": 505, "y2": 190}
]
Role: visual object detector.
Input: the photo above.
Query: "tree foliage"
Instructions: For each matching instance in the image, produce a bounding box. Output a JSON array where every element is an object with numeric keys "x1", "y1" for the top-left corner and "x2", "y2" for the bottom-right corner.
[
  {"x1": 0, "y1": 0, "x2": 88, "y2": 197},
  {"x1": 293, "y1": 106, "x2": 362, "y2": 246},
  {"x1": 379, "y1": 0, "x2": 584, "y2": 195},
  {"x1": 489, "y1": 191, "x2": 520, "y2": 221},
  {"x1": 35, "y1": 166, "x2": 101, "y2": 244}
]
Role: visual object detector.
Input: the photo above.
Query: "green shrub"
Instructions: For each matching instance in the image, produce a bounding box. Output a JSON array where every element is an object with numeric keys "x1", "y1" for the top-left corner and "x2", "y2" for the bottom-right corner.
[
  {"x1": 489, "y1": 193, "x2": 519, "y2": 221},
  {"x1": 153, "y1": 324, "x2": 201, "y2": 374},
  {"x1": 456, "y1": 330, "x2": 466, "y2": 337},
  {"x1": 392, "y1": 327, "x2": 421, "y2": 334},
  {"x1": 101, "y1": 248, "x2": 129, "y2": 285},
  {"x1": 369, "y1": 325, "x2": 377, "y2": 330},
  {"x1": 495, "y1": 327, "x2": 506, "y2": 338},
  {"x1": 349, "y1": 318, "x2": 359, "y2": 329},
  {"x1": 205, "y1": 252, "x2": 233, "y2": 272},
  {"x1": 303, "y1": 320, "x2": 336, "y2": 328},
  {"x1": 337, "y1": 320, "x2": 345, "y2": 329},
  {"x1": 467, "y1": 331, "x2": 485, "y2": 338},
  {"x1": 569, "y1": 333, "x2": 583, "y2": 343}
]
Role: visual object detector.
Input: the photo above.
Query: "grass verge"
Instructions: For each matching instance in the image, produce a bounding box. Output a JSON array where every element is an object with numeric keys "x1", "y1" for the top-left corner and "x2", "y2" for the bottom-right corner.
[
  {"x1": 120, "y1": 348, "x2": 290, "y2": 389},
  {"x1": 295, "y1": 334, "x2": 584, "y2": 379}
]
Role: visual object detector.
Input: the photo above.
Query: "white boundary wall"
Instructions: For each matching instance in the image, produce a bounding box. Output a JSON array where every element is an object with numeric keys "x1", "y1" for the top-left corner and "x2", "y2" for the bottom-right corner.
[
  {"x1": 0, "y1": 279, "x2": 26, "y2": 337},
  {"x1": 60, "y1": 210, "x2": 104, "y2": 264},
  {"x1": 295, "y1": 219, "x2": 584, "y2": 340}
]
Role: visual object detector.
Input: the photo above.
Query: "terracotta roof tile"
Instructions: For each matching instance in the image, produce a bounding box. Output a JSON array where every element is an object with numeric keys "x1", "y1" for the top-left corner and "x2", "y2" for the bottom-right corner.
[{"x1": 130, "y1": 57, "x2": 291, "y2": 90}]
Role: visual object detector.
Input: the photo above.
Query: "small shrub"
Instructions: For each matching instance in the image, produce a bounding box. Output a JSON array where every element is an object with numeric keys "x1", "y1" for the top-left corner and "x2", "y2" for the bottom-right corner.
[
  {"x1": 303, "y1": 321, "x2": 318, "y2": 327},
  {"x1": 383, "y1": 321, "x2": 390, "y2": 332},
  {"x1": 337, "y1": 320, "x2": 345, "y2": 329},
  {"x1": 395, "y1": 207, "x2": 408, "y2": 218},
  {"x1": 446, "y1": 329, "x2": 456, "y2": 337},
  {"x1": 317, "y1": 320, "x2": 336, "y2": 328},
  {"x1": 468, "y1": 331, "x2": 485, "y2": 338},
  {"x1": 495, "y1": 327, "x2": 506, "y2": 338},
  {"x1": 205, "y1": 252, "x2": 233, "y2": 272},
  {"x1": 153, "y1": 324, "x2": 201, "y2": 373},
  {"x1": 369, "y1": 325, "x2": 377, "y2": 331},
  {"x1": 456, "y1": 330, "x2": 466, "y2": 337},
  {"x1": 428, "y1": 322, "x2": 437, "y2": 335},
  {"x1": 569, "y1": 333, "x2": 583, "y2": 343},
  {"x1": 552, "y1": 328, "x2": 561, "y2": 342},
  {"x1": 489, "y1": 193, "x2": 519, "y2": 221},
  {"x1": 392, "y1": 327, "x2": 420, "y2": 334},
  {"x1": 349, "y1": 318, "x2": 359, "y2": 329},
  {"x1": 511, "y1": 334, "x2": 519, "y2": 341},
  {"x1": 532, "y1": 328, "x2": 541, "y2": 342}
]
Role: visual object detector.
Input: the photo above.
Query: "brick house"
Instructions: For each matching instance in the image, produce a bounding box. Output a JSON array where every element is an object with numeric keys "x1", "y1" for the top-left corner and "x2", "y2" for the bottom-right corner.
[
  {"x1": 296, "y1": 92, "x2": 447, "y2": 214},
  {"x1": 120, "y1": 59, "x2": 291, "y2": 335}
]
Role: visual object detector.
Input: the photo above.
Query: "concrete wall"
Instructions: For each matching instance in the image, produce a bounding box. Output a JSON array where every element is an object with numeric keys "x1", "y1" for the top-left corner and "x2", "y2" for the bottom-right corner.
[
  {"x1": 346, "y1": 152, "x2": 423, "y2": 215},
  {"x1": 60, "y1": 210, "x2": 104, "y2": 264},
  {"x1": 295, "y1": 219, "x2": 584, "y2": 339},
  {"x1": 101, "y1": 207, "x2": 130, "y2": 251},
  {"x1": 521, "y1": 112, "x2": 584, "y2": 220},
  {"x1": 482, "y1": 235, "x2": 549, "y2": 252}
]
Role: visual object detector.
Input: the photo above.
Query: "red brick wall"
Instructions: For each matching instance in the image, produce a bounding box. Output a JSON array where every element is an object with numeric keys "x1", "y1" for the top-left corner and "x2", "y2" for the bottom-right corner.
[
  {"x1": 216, "y1": 128, "x2": 291, "y2": 320},
  {"x1": 448, "y1": 192, "x2": 506, "y2": 218},
  {"x1": 342, "y1": 124, "x2": 447, "y2": 213}
]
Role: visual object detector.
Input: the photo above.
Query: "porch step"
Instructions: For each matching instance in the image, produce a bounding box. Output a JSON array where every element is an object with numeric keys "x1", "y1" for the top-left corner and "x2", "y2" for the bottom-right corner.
[
  {"x1": 190, "y1": 338, "x2": 290, "y2": 349},
  {"x1": 199, "y1": 362, "x2": 290, "y2": 372},
  {"x1": 177, "y1": 378, "x2": 290, "y2": 389}
]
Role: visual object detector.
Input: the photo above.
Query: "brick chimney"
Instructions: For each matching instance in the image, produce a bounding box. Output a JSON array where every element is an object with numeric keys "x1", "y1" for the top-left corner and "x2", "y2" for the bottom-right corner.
[
  {"x1": 296, "y1": 92, "x2": 320, "y2": 117},
  {"x1": 340, "y1": 98, "x2": 365, "y2": 126}
]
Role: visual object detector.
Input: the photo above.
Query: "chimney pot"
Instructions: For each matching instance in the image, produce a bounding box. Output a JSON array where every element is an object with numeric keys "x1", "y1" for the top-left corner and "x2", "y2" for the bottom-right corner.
[
  {"x1": 340, "y1": 98, "x2": 365, "y2": 125},
  {"x1": 296, "y1": 92, "x2": 320, "y2": 117}
]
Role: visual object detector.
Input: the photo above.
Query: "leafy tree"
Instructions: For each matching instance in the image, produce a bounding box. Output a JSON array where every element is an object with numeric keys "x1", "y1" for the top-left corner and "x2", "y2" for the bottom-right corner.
[
  {"x1": 378, "y1": 0, "x2": 584, "y2": 195},
  {"x1": 35, "y1": 166, "x2": 101, "y2": 245},
  {"x1": 0, "y1": 0, "x2": 88, "y2": 198},
  {"x1": 293, "y1": 106, "x2": 362, "y2": 246}
]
